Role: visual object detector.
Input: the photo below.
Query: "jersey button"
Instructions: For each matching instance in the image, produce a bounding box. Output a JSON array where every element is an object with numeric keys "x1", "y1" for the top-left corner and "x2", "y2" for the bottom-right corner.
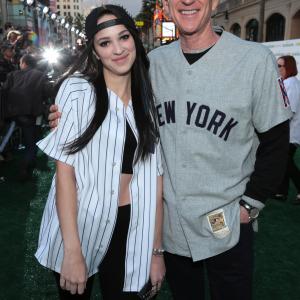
[
  {"x1": 111, "y1": 190, "x2": 115, "y2": 195},
  {"x1": 187, "y1": 70, "x2": 192, "y2": 75}
]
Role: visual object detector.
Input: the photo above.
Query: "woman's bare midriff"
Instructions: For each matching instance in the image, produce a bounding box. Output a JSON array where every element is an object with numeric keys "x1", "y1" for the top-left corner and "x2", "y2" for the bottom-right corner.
[{"x1": 118, "y1": 173, "x2": 132, "y2": 206}]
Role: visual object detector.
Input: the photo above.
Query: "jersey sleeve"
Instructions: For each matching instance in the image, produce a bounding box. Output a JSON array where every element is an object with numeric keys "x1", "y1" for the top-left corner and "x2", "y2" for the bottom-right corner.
[
  {"x1": 252, "y1": 52, "x2": 292, "y2": 133},
  {"x1": 156, "y1": 142, "x2": 163, "y2": 176},
  {"x1": 37, "y1": 78, "x2": 77, "y2": 166}
]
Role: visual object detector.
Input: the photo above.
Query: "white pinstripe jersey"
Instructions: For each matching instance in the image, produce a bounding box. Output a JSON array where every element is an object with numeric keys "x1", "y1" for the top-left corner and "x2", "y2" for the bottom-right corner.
[{"x1": 35, "y1": 76, "x2": 163, "y2": 292}]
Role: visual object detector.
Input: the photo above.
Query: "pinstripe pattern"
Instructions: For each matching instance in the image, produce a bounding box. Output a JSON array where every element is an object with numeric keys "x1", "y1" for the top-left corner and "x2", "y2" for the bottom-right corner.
[{"x1": 35, "y1": 77, "x2": 163, "y2": 292}]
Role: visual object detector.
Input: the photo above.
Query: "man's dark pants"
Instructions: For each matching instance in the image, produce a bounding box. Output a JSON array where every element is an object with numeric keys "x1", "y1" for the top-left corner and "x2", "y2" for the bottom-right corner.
[
  {"x1": 164, "y1": 223, "x2": 254, "y2": 300},
  {"x1": 15, "y1": 115, "x2": 39, "y2": 172}
]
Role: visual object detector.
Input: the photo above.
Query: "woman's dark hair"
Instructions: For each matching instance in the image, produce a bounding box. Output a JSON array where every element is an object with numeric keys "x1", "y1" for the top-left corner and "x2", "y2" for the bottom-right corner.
[
  {"x1": 4, "y1": 22, "x2": 12, "y2": 31},
  {"x1": 279, "y1": 55, "x2": 298, "y2": 78},
  {"x1": 59, "y1": 5, "x2": 159, "y2": 162}
]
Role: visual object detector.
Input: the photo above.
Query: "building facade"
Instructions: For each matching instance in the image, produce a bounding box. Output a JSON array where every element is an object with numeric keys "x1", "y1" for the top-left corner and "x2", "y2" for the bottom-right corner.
[
  {"x1": 1, "y1": 0, "x2": 32, "y2": 28},
  {"x1": 214, "y1": 0, "x2": 300, "y2": 42},
  {"x1": 0, "y1": 0, "x2": 51, "y2": 29},
  {"x1": 56, "y1": 0, "x2": 83, "y2": 18}
]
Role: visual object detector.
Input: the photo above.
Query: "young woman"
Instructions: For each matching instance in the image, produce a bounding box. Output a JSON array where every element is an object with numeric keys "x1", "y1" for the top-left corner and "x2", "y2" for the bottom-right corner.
[
  {"x1": 35, "y1": 5, "x2": 165, "y2": 299},
  {"x1": 276, "y1": 55, "x2": 300, "y2": 204}
]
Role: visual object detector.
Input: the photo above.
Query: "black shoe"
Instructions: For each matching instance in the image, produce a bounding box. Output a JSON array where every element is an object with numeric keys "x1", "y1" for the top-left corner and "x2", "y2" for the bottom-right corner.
[
  {"x1": 292, "y1": 195, "x2": 300, "y2": 205},
  {"x1": 273, "y1": 194, "x2": 287, "y2": 201},
  {"x1": 18, "y1": 169, "x2": 31, "y2": 182}
]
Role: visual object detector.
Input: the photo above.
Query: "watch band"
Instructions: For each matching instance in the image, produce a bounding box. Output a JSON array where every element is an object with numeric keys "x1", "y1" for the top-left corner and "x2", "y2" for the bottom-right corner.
[
  {"x1": 239, "y1": 199, "x2": 260, "y2": 221},
  {"x1": 239, "y1": 199, "x2": 252, "y2": 211}
]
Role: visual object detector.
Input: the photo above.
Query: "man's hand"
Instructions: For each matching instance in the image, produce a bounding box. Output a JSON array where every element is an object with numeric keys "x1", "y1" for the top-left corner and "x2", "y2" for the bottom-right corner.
[
  {"x1": 49, "y1": 104, "x2": 61, "y2": 129},
  {"x1": 240, "y1": 206, "x2": 250, "y2": 224}
]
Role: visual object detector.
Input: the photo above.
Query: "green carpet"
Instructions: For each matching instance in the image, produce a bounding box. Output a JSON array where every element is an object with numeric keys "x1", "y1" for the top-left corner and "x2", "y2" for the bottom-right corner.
[{"x1": 0, "y1": 149, "x2": 300, "y2": 299}]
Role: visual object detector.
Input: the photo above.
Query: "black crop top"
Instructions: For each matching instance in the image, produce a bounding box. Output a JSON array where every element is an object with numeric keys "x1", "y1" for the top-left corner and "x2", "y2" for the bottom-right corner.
[{"x1": 122, "y1": 121, "x2": 137, "y2": 174}]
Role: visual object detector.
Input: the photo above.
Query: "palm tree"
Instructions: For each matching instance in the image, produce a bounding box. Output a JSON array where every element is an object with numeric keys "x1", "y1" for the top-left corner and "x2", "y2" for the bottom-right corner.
[
  {"x1": 135, "y1": 0, "x2": 157, "y2": 29},
  {"x1": 74, "y1": 13, "x2": 85, "y2": 32}
]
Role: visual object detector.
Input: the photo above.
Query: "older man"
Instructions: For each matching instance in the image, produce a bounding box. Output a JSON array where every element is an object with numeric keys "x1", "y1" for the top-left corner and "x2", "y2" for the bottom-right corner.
[
  {"x1": 49, "y1": 1, "x2": 291, "y2": 299},
  {"x1": 148, "y1": 0, "x2": 291, "y2": 299}
]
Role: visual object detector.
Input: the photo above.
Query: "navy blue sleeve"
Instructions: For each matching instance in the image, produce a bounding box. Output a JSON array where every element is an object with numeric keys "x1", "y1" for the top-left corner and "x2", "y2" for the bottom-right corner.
[{"x1": 244, "y1": 120, "x2": 289, "y2": 203}]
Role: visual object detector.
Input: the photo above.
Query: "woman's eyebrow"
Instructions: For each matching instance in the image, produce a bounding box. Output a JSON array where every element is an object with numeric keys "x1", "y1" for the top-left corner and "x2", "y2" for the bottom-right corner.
[
  {"x1": 118, "y1": 29, "x2": 129, "y2": 35},
  {"x1": 96, "y1": 29, "x2": 129, "y2": 42}
]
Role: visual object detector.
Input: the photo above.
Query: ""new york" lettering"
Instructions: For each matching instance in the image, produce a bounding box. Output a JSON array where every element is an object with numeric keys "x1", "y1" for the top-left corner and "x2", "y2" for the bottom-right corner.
[{"x1": 156, "y1": 100, "x2": 239, "y2": 142}]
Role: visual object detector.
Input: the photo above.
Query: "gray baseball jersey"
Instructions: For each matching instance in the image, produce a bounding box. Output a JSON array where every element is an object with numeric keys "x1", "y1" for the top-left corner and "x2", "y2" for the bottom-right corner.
[{"x1": 148, "y1": 29, "x2": 292, "y2": 261}]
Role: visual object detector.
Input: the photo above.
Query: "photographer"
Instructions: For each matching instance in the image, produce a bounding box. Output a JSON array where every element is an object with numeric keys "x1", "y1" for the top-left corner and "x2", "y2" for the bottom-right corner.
[{"x1": 3, "y1": 54, "x2": 48, "y2": 180}]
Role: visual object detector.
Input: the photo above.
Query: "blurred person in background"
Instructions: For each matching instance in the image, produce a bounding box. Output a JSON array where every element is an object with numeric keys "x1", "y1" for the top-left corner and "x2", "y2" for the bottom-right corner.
[
  {"x1": 0, "y1": 44, "x2": 17, "y2": 83},
  {"x1": 3, "y1": 54, "x2": 48, "y2": 180},
  {"x1": 2, "y1": 22, "x2": 14, "y2": 41},
  {"x1": 0, "y1": 44, "x2": 17, "y2": 161},
  {"x1": 7, "y1": 30, "x2": 22, "y2": 47},
  {"x1": 276, "y1": 55, "x2": 300, "y2": 204}
]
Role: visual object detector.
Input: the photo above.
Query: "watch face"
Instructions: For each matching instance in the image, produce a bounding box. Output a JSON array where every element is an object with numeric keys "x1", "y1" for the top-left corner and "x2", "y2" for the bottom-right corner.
[{"x1": 250, "y1": 208, "x2": 260, "y2": 219}]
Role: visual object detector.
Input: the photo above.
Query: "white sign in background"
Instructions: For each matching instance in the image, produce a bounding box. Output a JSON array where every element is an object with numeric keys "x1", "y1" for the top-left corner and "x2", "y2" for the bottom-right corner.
[
  {"x1": 263, "y1": 39, "x2": 300, "y2": 80},
  {"x1": 162, "y1": 22, "x2": 176, "y2": 38}
]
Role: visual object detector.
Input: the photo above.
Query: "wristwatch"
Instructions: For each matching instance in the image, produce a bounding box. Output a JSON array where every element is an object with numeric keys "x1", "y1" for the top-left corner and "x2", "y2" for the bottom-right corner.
[{"x1": 239, "y1": 200, "x2": 260, "y2": 222}]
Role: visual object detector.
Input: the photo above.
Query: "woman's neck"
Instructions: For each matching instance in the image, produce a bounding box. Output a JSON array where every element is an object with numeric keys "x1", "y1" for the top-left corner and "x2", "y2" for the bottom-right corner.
[{"x1": 104, "y1": 72, "x2": 132, "y2": 106}]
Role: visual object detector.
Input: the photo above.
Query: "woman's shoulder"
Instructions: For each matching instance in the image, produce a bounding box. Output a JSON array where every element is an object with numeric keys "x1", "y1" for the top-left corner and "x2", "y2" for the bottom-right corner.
[
  {"x1": 284, "y1": 76, "x2": 300, "y2": 91},
  {"x1": 63, "y1": 74, "x2": 93, "y2": 90},
  {"x1": 285, "y1": 76, "x2": 300, "y2": 83},
  {"x1": 57, "y1": 75, "x2": 94, "y2": 104}
]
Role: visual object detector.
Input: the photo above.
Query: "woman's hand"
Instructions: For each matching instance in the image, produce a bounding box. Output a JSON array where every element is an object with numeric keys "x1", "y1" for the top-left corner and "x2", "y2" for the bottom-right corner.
[
  {"x1": 49, "y1": 104, "x2": 61, "y2": 129},
  {"x1": 150, "y1": 254, "x2": 166, "y2": 293},
  {"x1": 60, "y1": 249, "x2": 87, "y2": 295}
]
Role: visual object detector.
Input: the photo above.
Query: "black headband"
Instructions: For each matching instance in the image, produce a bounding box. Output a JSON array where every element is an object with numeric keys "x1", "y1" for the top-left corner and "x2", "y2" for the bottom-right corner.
[{"x1": 88, "y1": 18, "x2": 136, "y2": 41}]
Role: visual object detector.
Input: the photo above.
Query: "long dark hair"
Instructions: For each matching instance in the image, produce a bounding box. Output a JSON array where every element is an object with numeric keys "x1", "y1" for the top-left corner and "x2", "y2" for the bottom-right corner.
[{"x1": 59, "y1": 5, "x2": 159, "y2": 162}]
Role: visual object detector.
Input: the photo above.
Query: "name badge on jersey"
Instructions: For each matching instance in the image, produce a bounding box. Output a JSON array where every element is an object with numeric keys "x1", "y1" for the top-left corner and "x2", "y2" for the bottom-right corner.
[{"x1": 207, "y1": 209, "x2": 230, "y2": 239}]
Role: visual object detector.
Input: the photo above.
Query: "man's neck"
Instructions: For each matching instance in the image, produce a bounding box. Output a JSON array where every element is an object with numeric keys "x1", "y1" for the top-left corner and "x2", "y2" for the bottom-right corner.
[{"x1": 180, "y1": 25, "x2": 220, "y2": 53}]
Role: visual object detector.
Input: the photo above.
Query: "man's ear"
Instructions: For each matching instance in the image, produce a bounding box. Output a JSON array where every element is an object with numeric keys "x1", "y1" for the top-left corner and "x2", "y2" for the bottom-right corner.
[
  {"x1": 212, "y1": 0, "x2": 220, "y2": 12},
  {"x1": 162, "y1": 0, "x2": 171, "y2": 19}
]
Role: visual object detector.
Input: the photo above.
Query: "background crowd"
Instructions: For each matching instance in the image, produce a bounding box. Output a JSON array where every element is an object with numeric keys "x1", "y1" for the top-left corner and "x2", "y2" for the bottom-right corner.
[{"x1": 0, "y1": 21, "x2": 84, "y2": 181}]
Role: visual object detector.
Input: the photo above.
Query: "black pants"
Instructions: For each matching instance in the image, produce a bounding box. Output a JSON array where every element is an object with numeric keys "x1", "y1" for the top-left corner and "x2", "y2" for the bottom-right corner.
[
  {"x1": 278, "y1": 143, "x2": 300, "y2": 195},
  {"x1": 22, "y1": 124, "x2": 39, "y2": 166},
  {"x1": 165, "y1": 223, "x2": 254, "y2": 300},
  {"x1": 15, "y1": 115, "x2": 39, "y2": 170},
  {"x1": 54, "y1": 205, "x2": 140, "y2": 300}
]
